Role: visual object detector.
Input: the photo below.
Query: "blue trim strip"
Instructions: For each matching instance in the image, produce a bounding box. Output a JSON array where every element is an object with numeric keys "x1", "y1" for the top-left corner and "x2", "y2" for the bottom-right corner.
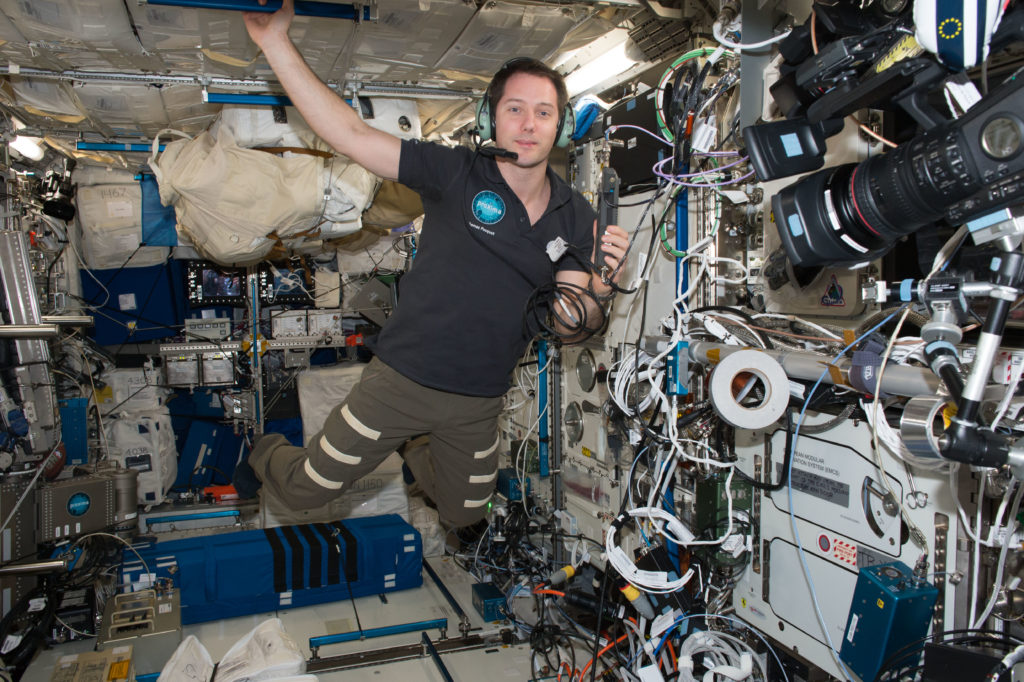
[
  {"x1": 422, "y1": 560, "x2": 466, "y2": 620},
  {"x1": 422, "y1": 632, "x2": 456, "y2": 682},
  {"x1": 977, "y1": 0, "x2": 988, "y2": 69},
  {"x1": 676, "y1": 191, "x2": 689, "y2": 291},
  {"x1": 146, "y1": 510, "x2": 240, "y2": 526},
  {"x1": 205, "y1": 92, "x2": 293, "y2": 106},
  {"x1": 76, "y1": 142, "x2": 164, "y2": 152},
  {"x1": 310, "y1": 618, "x2": 448, "y2": 648},
  {"x1": 538, "y1": 340, "x2": 549, "y2": 478},
  {"x1": 146, "y1": 0, "x2": 372, "y2": 21},
  {"x1": 204, "y1": 92, "x2": 357, "y2": 108}
]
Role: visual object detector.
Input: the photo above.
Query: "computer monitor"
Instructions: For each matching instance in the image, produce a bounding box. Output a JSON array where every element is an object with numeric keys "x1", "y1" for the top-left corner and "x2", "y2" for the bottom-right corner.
[
  {"x1": 185, "y1": 261, "x2": 247, "y2": 307},
  {"x1": 257, "y1": 262, "x2": 315, "y2": 306}
]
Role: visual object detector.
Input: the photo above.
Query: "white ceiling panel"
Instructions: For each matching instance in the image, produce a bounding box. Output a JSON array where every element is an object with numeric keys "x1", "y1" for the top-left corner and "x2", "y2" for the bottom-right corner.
[
  {"x1": 128, "y1": 4, "x2": 263, "y2": 78},
  {"x1": 158, "y1": 84, "x2": 221, "y2": 135},
  {"x1": 0, "y1": 0, "x2": 637, "y2": 142},
  {"x1": 435, "y1": 2, "x2": 588, "y2": 78},
  {"x1": 346, "y1": 0, "x2": 476, "y2": 82},
  {"x1": 0, "y1": 0, "x2": 166, "y2": 72}
]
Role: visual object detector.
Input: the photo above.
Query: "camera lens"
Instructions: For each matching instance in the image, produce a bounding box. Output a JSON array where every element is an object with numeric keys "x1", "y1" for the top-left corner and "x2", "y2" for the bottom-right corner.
[
  {"x1": 773, "y1": 162, "x2": 891, "y2": 267},
  {"x1": 769, "y1": 74, "x2": 1024, "y2": 269},
  {"x1": 774, "y1": 130, "x2": 984, "y2": 267}
]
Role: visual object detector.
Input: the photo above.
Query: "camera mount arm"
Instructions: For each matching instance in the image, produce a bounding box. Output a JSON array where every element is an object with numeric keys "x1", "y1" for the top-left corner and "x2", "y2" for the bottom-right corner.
[
  {"x1": 866, "y1": 252, "x2": 1024, "y2": 472},
  {"x1": 939, "y1": 251, "x2": 1024, "y2": 470}
]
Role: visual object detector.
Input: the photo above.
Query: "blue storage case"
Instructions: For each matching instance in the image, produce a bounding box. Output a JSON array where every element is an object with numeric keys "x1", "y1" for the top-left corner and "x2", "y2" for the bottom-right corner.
[
  {"x1": 174, "y1": 421, "x2": 245, "y2": 490},
  {"x1": 122, "y1": 515, "x2": 422, "y2": 624},
  {"x1": 58, "y1": 397, "x2": 90, "y2": 465},
  {"x1": 839, "y1": 561, "x2": 938, "y2": 682}
]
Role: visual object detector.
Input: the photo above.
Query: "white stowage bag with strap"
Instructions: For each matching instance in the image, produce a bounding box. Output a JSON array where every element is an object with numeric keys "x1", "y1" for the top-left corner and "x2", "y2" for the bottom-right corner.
[
  {"x1": 148, "y1": 128, "x2": 326, "y2": 265},
  {"x1": 158, "y1": 618, "x2": 314, "y2": 682},
  {"x1": 105, "y1": 409, "x2": 178, "y2": 507}
]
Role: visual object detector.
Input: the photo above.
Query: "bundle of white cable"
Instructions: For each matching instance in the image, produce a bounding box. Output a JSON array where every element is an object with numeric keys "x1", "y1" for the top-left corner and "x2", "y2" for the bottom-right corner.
[
  {"x1": 752, "y1": 312, "x2": 842, "y2": 341},
  {"x1": 687, "y1": 311, "x2": 763, "y2": 348},
  {"x1": 973, "y1": 481, "x2": 1024, "y2": 628},
  {"x1": 677, "y1": 629, "x2": 763, "y2": 682},
  {"x1": 887, "y1": 338, "x2": 927, "y2": 365},
  {"x1": 268, "y1": 265, "x2": 312, "y2": 299},
  {"x1": 713, "y1": 19, "x2": 792, "y2": 52},
  {"x1": 990, "y1": 368, "x2": 1024, "y2": 429},
  {"x1": 504, "y1": 351, "x2": 543, "y2": 412},
  {"x1": 860, "y1": 399, "x2": 953, "y2": 472},
  {"x1": 609, "y1": 349, "x2": 664, "y2": 416},
  {"x1": 605, "y1": 507, "x2": 695, "y2": 593},
  {"x1": 675, "y1": 252, "x2": 749, "y2": 312}
]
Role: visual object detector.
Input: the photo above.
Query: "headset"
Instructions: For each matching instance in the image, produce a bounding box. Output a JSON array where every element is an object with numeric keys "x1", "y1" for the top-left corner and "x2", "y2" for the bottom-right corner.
[{"x1": 475, "y1": 57, "x2": 575, "y2": 149}]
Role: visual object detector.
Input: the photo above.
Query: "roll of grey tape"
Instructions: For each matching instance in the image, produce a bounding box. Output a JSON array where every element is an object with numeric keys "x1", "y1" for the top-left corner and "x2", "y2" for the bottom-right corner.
[
  {"x1": 899, "y1": 396, "x2": 947, "y2": 459},
  {"x1": 708, "y1": 350, "x2": 790, "y2": 430}
]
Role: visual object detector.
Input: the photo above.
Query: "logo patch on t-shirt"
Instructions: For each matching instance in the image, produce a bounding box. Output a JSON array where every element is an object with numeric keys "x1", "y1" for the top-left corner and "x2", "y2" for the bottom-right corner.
[{"x1": 471, "y1": 190, "x2": 505, "y2": 225}]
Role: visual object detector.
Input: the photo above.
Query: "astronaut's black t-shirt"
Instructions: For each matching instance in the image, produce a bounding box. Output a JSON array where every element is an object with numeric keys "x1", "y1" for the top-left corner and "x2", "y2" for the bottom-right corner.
[{"x1": 371, "y1": 139, "x2": 596, "y2": 397}]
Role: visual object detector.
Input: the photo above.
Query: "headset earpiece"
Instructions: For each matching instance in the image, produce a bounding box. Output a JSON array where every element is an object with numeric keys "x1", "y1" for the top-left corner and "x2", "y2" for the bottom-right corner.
[
  {"x1": 555, "y1": 104, "x2": 575, "y2": 148},
  {"x1": 475, "y1": 94, "x2": 495, "y2": 143}
]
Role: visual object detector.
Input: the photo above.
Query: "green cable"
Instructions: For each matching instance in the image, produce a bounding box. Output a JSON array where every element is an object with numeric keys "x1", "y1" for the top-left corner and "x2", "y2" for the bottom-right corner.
[
  {"x1": 658, "y1": 154, "x2": 725, "y2": 258},
  {"x1": 660, "y1": 219, "x2": 686, "y2": 258},
  {"x1": 655, "y1": 47, "x2": 735, "y2": 142},
  {"x1": 657, "y1": 187, "x2": 687, "y2": 258}
]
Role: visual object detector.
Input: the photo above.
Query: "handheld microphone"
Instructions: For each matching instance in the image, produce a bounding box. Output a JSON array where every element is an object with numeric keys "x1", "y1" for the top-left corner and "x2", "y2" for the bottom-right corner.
[
  {"x1": 596, "y1": 168, "x2": 619, "y2": 282},
  {"x1": 477, "y1": 145, "x2": 519, "y2": 161}
]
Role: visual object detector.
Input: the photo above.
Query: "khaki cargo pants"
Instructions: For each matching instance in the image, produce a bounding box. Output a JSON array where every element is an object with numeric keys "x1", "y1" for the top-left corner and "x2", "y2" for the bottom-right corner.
[{"x1": 248, "y1": 357, "x2": 503, "y2": 527}]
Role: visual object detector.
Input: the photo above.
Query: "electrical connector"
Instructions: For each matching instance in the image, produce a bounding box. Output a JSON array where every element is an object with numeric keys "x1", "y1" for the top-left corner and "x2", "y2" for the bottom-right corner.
[
  {"x1": 547, "y1": 565, "x2": 575, "y2": 588},
  {"x1": 619, "y1": 582, "x2": 656, "y2": 620}
]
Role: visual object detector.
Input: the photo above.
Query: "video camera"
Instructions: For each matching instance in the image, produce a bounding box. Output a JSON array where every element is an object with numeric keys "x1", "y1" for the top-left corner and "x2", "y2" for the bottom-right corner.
[{"x1": 744, "y1": 0, "x2": 1024, "y2": 270}]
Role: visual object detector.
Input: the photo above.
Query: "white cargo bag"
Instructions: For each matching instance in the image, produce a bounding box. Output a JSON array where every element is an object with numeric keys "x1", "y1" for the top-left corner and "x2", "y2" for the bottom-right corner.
[
  {"x1": 148, "y1": 128, "x2": 326, "y2": 265},
  {"x1": 98, "y1": 367, "x2": 168, "y2": 413},
  {"x1": 213, "y1": 618, "x2": 306, "y2": 682},
  {"x1": 105, "y1": 409, "x2": 177, "y2": 506},
  {"x1": 77, "y1": 183, "x2": 170, "y2": 269},
  {"x1": 409, "y1": 495, "x2": 445, "y2": 558},
  {"x1": 215, "y1": 98, "x2": 421, "y2": 148},
  {"x1": 296, "y1": 363, "x2": 368, "y2": 447},
  {"x1": 73, "y1": 166, "x2": 139, "y2": 187},
  {"x1": 214, "y1": 104, "x2": 319, "y2": 149}
]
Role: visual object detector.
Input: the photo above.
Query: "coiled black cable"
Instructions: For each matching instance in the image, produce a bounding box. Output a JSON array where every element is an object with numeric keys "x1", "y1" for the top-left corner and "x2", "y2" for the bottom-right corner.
[{"x1": 523, "y1": 279, "x2": 608, "y2": 342}]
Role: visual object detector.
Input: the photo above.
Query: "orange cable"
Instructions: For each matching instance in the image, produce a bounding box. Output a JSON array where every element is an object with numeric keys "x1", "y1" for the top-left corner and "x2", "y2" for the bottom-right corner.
[
  {"x1": 578, "y1": 633, "x2": 630, "y2": 681},
  {"x1": 811, "y1": 9, "x2": 819, "y2": 54}
]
